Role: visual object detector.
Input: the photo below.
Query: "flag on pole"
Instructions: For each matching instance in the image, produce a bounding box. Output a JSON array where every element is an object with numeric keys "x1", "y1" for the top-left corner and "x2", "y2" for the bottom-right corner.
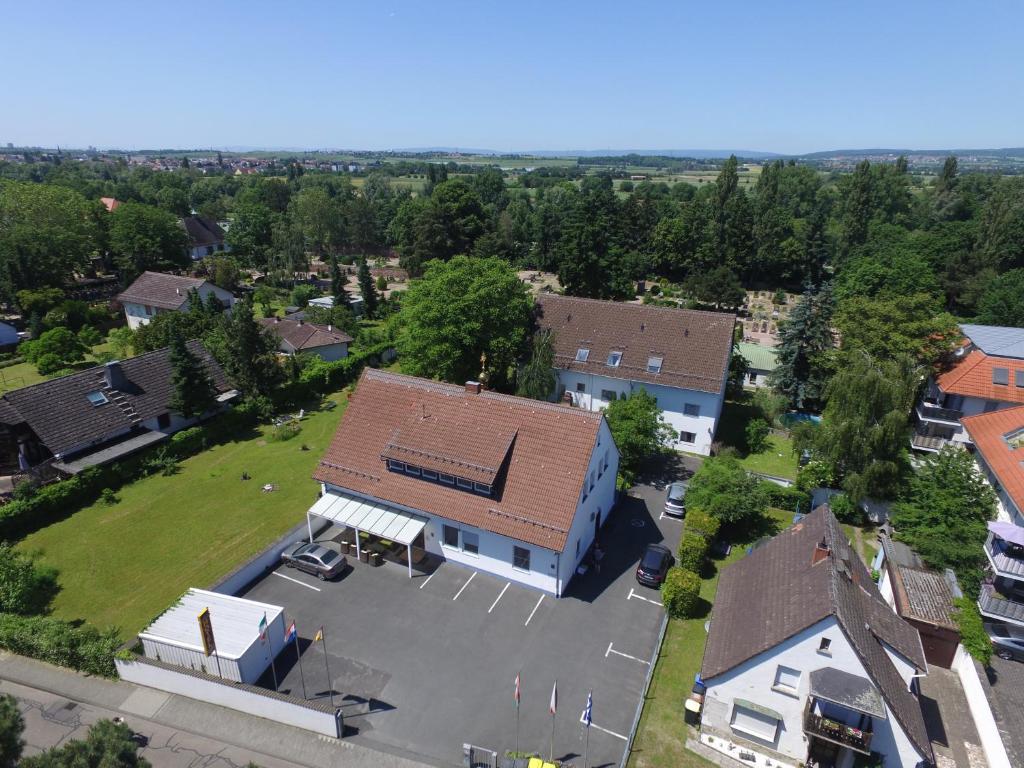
[
  {"x1": 549, "y1": 680, "x2": 557, "y2": 715},
  {"x1": 258, "y1": 613, "x2": 268, "y2": 643},
  {"x1": 582, "y1": 690, "x2": 592, "y2": 727},
  {"x1": 514, "y1": 673, "x2": 521, "y2": 706},
  {"x1": 314, "y1": 626, "x2": 324, "y2": 643},
  {"x1": 284, "y1": 621, "x2": 297, "y2": 644}
]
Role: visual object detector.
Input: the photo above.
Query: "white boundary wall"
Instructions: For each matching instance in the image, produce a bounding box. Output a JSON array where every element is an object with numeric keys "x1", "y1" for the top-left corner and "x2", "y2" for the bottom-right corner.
[
  {"x1": 951, "y1": 645, "x2": 1012, "y2": 768},
  {"x1": 211, "y1": 518, "x2": 332, "y2": 596},
  {"x1": 116, "y1": 657, "x2": 341, "y2": 738}
]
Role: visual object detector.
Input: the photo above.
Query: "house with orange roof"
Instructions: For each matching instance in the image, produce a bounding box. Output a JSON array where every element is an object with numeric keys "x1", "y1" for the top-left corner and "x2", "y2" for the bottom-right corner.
[
  {"x1": 961, "y1": 405, "x2": 1024, "y2": 630},
  {"x1": 911, "y1": 324, "x2": 1024, "y2": 453},
  {"x1": 100, "y1": 196, "x2": 121, "y2": 212}
]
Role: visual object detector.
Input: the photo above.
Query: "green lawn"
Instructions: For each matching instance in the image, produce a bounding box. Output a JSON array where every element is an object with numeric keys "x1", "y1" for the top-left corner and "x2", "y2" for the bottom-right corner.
[
  {"x1": 0, "y1": 340, "x2": 116, "y2": 392},
  {"x1": 628, "y1": 507, "x2": 791, "y2": 768},
  {"x1": 716, "y1": 399, "x2": 799, "y2": 480},
  {"x1": 16, "y1": 391, "x2": 350, "y2": 638}
]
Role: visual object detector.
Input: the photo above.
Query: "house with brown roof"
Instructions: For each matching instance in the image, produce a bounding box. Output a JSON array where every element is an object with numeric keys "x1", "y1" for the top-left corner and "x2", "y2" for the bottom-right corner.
[
  {"x1": 961, "y1": 405, "x2": 1024, "y2": 631},
  {"x1": 535, "y1": 294, "x2": 734, "y2": 456},
  {"x1": 259, "y1": 317, "x2": 352, "y2": 362},
  {"x1": 307, "y1": 369, "x2": 619, "y2": 593},
  {"x1": 0, "y1": 341, "x2": 235, "y2": 477},
  {"x1": 699, "y1": 506, "x2": 933, "y2": 768},
  {"x1": 117, "y1": 271, "x2": 235, "y2": 330},
  {"x1": 181, "y1": 215, "x2": 230, "y2": 261},
  {"x1": 912, "y1": 324, "x2": 1024, "y2": 453}
]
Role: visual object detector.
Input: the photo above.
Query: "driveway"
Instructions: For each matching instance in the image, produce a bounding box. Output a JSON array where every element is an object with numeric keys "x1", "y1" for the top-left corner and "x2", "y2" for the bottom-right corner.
[
  {"x1": 985, "y1": 656, "x2": 1024, "y2": 768},
  {"x1": 239, "y1": 482, "x2": 685, "y2": 767}
]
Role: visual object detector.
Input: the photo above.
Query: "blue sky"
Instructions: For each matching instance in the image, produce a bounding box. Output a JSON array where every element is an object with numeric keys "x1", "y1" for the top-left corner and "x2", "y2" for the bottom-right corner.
[{"x1": 4, "y1": 0, "x2": 1022, "y2": 154}]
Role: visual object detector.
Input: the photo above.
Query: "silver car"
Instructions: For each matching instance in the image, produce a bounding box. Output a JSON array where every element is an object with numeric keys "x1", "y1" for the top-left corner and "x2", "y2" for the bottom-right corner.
[
  {"x1": 664, "y1": 481, "x2": 688, "y2": 518},
  {"x1": 281, "y1": 542, "x2": 347, "y2": 580}
]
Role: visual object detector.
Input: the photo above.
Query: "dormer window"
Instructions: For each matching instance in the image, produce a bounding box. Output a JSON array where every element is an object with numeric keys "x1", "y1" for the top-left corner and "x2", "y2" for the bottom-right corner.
[
  {"x1": 575, "y1": 348, "x2": 590, "y2": 362},
  {"x1": 606, "y1": 351, "x2": 622, "y2": 368},
  {"x1": 647, "y1": 356, "x2": 663, "y2": 374},
  {"x1": 86, "y1": 391, "x2": 108, "y2": 406},
  {"x1": 994, "y1": 367, "x2": 1009, "y2": 385}
]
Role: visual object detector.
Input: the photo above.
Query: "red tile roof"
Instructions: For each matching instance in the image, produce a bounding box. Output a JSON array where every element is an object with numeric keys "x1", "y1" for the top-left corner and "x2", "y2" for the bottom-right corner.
[
  {"x1": 962, "y1": 405, "x2": 1024, "y2": 515},
  {"x1": 313, "y1": 369, "x2": 610, "y2": 551},
  {"x1": 936, "y1": 349, "x2": 1024, "y2": 404},
  {"x1": 100, "y1": 197, "x2": 120, "y2": 212},
  {"x1": 535, "y1": 294, "x2": 734, "y2": 394}
]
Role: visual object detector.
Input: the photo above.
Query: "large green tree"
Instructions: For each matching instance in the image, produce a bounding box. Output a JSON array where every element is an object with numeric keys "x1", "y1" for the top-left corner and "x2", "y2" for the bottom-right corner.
[
  {"x1": 206, "y1": 297, "x2": 282, "y2": 398},
  {"x1": 108, "y1": 202, "x2": 190, "y2": 280},
  {"x1": 770, "y1": 283, "x2": 835, "y2": 411},
  {"x1": 167, "y1": 333, "x2": 217, "y2": 419},
  {"x1": 516, "y1": 329, "x2": 556, "y2": 401},
  {"x1": 891, "y1": 446, "x2": 997, "y2": 598},
  {"x1": 396, "y1": 255, "x2": 531, "y2": 390},
  {"x1": 0, "y1": 694, "x2": 23, "y2": 768},
  {"x1": 20, "y1": 327, "x2": 88, "y2": 374},
  {"x1": 20, "y1": 719, "x2": 150, "y2": 768},
  {"x1": 357, "y1": 256, "x2": 378, "y2": 319},
  {"x1": 684, "y1": 456, "x2": 767, "y2": 527},
  {"x1": 834, "y1": 293, "x2": 960, "y2": 366},
  {"x1": 603, "y1": 389, "x2": 675, "y2": 483},
  {"x1": 0, "y1": 544, "x2": 58, "y2": 616},
  {"x1": 975, "y1": 268, "x2": 1024, "y2": 327}
]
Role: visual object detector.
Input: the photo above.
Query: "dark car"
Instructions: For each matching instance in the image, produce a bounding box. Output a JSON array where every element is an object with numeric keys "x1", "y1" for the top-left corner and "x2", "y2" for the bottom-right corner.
[
  {"x1": 636, "y1": 543, "x2": 674, "y2": 588},
  {"x1": 988, "y1": 623, "x2": 1024, "y2": 662},
  {"x1": 281, "y1": 542, "x2": 347, "y2": 580},
  {"x1": 664, "y1": 481, "x2": 688, "y2": 518}
]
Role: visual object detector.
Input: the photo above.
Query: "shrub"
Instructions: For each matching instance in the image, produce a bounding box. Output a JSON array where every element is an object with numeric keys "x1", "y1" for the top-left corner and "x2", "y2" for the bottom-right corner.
[
  {"x1": 143, "y1": 448, "x2": 179, "y2": 477},
  {"x1": 0, "y1": 544, "x2": 58, "y2": 615},
  {"x1": 677, "y1": 533, "x2": 708, "y2": 573},
  {"x1": 760, "y1": 482, "x2": 812, "y2": 512},
  {"x1": 796, "y1": 459, "x2": 834, "y2": 493},
  {"x1": 76, "y1": 325, "x2": 103, "y2": 348},
  {"x1": 661, "y1": 567, "x2": 701, "y2": 619},
  {"x1": 169, "y1": 425, "x2": 206, "y2": 456},
  {"x1": 829, "y1": 493, "x2": 864, "y2": 524},
  {"x1": 99, "y1": 488, "x2": 118, "y2": 506},
  {"x1": 269, "y1": 421, "x2": 301, "y2": 442},
  {"x1": 290, "y1": 284, "x2": 319, "y2": 308},
  {"x1": 648, "y1": 283, "x2": 661, "y2": 296},
  {"x1": 376, "y1": 275, "x2": 388, "y2": 291},
  {"x1": 0, "y1": 613, "x2": 119, "y2": 677},
  {"x1": 745, "y1": 418, "x2": 771, "y2": 454},
  {"x1": 953, "y1": 597, "x2": 991, "y2": 665},
  {"x1": 685, "y1": 508, "x2": 721, "y2": 540}
]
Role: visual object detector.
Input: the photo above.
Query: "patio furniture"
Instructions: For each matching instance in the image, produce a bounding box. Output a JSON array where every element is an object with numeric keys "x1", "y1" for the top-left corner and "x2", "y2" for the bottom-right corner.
[
  {"x1": 359, "y1": 549, "x2": 369, "y2": 564},
  {"x1": 370, "y1": 552, "x2": 382, "y2": 567}
]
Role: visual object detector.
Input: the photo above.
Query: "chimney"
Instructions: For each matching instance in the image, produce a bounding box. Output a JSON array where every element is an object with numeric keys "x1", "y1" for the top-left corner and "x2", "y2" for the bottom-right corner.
[
  {"x1": 811, "y1": 536, "x2": 831, "y2": 566},
  {"x1": 274, "y1": 316, "x2": 280, "y2": 323},
  {"x1": 175, "y1": 287, "x2": 181, "y2": 296},
  {"x1": 104, "y1": 360, "x2": 126, "y2": 390},
  {"x1": 298, "y1": 319, "x2": 304, "y2": 326},
  {"x1": 465, "y1": 381, "x2": 482, "y2": 394},
  {"x1": 327, "y1": 324, "x2": 332, "y2": 332}
]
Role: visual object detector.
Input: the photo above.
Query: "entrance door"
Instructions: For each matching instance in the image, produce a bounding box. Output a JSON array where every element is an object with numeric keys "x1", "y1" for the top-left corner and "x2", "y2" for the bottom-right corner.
[{"x1": 594, "y1": 508, "x2": 602, "y2": 547}]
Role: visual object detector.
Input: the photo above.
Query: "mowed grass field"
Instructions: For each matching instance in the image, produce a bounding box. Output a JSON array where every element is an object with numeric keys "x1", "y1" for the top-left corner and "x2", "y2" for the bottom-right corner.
[
  {"x1": 0, "y1": 340, "x2": 115, "y2": 392},
  {"x1": 15, "y1": 391, "x2": 349, "y2": 638}
]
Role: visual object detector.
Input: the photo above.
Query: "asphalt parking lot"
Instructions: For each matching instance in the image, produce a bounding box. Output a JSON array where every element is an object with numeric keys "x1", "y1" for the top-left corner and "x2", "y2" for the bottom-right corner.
[{"x1": 240, "y1": 483, "x2": 684, "y2": 767}]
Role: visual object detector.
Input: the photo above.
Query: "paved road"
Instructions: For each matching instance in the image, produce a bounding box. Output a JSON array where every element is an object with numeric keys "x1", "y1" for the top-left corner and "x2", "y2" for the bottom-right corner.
[
  {"x1": 2, "y1": 678, "x2": 303, "y2": 768},
  {"x1": 985, "y1": 656, "x2": 1024, "y2": 768}
]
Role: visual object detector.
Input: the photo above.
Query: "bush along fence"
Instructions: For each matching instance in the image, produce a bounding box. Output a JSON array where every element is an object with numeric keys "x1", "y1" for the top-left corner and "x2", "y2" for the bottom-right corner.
[
  {"x1": 275, "y1": 342, "x2": 395, "y2": 407},
  {"x1": 0, "y1": 613, "x2": 120, "y2": 677}
]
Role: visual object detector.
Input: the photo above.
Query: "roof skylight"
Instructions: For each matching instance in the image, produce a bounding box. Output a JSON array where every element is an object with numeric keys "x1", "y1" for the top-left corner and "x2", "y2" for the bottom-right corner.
[
  {"x1": 86, "y1": 391, "x2": 108, "y2": 406},
  {"x1": 606, "y1": 351, "x2": 622, "y2": 368},
  {"x1": 575, "y1": 348, "x2": 590, "y2": 363},
  {"x1": 647, "y1": 356, "x2": 663, "y2": 374}
]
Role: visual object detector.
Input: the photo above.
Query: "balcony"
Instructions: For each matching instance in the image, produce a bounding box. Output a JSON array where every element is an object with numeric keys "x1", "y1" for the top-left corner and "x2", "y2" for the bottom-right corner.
[
  {"x1": 910, "y1": 433, "x2": 951, "y2": 453},
  {"x1": 978, "y1": 583, "x2": 1024, "y2": 626},
  {"x1": 804, "y1": 710, "x2": 873, "y2": 755},
  {"x1": 985, "y1": 532, "x2": 1024, "y2": 581},
  {"x1": 916, "y1": 401, "x2": 963, "y2": 425}
]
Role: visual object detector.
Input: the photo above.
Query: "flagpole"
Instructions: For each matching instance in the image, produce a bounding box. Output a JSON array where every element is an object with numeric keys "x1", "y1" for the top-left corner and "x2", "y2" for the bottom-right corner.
[
  {"x1": 550, "y1": 679, "x2": 556, "y2": 762},
  {"x1": 584, "y1": 689, "x2": 591, "y2": 768},
  {"x1": 515, "y1": 669, "x2": 520, "y2": 758},
  {"x1": 262, "y1": 613, "x2": 279, "y2": 691},
  {"x1": 294, "y1": 629, "x2": 308, "y2": 699},
  {"x1": 319, "y1": 627, "x2": 335, "y2": 708}
]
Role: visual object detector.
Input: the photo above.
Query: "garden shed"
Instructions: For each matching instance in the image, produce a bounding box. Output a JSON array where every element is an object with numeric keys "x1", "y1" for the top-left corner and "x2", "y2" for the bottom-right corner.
[{"x1": 138, "y1": 588, "x2": 286, "y2": 684}]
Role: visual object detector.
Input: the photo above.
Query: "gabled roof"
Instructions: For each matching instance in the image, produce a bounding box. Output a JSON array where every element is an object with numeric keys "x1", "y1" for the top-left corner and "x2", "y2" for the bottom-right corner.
[
  {"x1": 936, "y1": 349, "x2": 1024, "y2": 404},
  {"x1": 100, "y1": 196, "x2": 120, "y2": 212},
  {"x1": 258, "y1": 318, "x2": 352, "y2": 351},
  {"x1": 181, "y1": 215, "x2": 226, "y2": 247},
  {"x1": 962, "y1": 404, "x2": 1024, "y2": 516},
  {"x1": 117, "y1": 271, "x2": 210, "y2": 311},
  {"x1": 961, "y1": 324, "x2": 1024, "y2": 360},
  {"x1": 535, "y1": 294, "x2": 734, "y2": 395},
  {"x1": 737, "y1": 342, "x2": 778, "y2": 372},
  {"x1": 0, "y1": 341, "x2": 232, "y2": 457},
  {"x1": 313, "y1": 369, "x2": 610, "y2": 551},
  {"x1": 880, "y1": 535, "x2": 960, "y2": 631},
  {"x1": 701, "y1": 506, "x2": 931, "y2": 761}
]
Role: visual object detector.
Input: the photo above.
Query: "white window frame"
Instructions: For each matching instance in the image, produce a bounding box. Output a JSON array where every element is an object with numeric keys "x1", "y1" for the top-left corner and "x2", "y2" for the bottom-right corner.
[
  {"x1": 772, "y1": 665, "x2": 801, "y2": 696},
  {"x1": 647, "y1": 356, "x2": 663, "y2": 373},
  {"x1": 442, "y1": 524, "x2": 459, "y2": 549},
  {"x1": 473, "y1": 482, "x2": 491, "y2": 494},
  {"x1": 388, "y1": 459, "x2": 406, "y2": 472},
  {"x1": 405, "y1": 465, "x2": 421, "y2": 477},
  {"x1": 575, "y1": 348, "x2": 590, "y2": 362},
  {"x1": 679, "y1": 431, "x2": 696, "y2": 444},
  {"x1": 456, "y1": 477, "x2": 473, "y2": 490},
  {"x1": 513, "y1": 545, "x2": 531, "y2": 572},
  {"x1": 684, "y1": 402, "x2": 700, "y2": 417},
  {"x1": 461, "y1": 530, "x2": 479, "y2": 556},
  {"x1": 439, "y1": 473, "x2": 455, "y2": 485},
  {"x1": 422, "y1": 469, "x2": 439, "y2": 481},
  {"x1": 606, "y1": 351, "x2": 622, "y2": 367},
  {"x1": 730, "y1": 704, "x2": 780, "y2": 742}
]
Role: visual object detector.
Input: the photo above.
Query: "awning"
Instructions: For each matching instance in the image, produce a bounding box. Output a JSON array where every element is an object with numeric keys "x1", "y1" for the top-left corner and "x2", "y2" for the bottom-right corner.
[
  {"x1": 53, "y1": 430, "x2": 169, "y2": 474},
  {"x1": 989, "y1": 521, "x2": 1024, "y2": 547},
  {"x1": 308, "y1": 491, "x2": 427, "y2": 546},
  {"x1": 733, "y1": 698, "x2": 783, "y2": 721},
  {"x1": 809, "y1": 667, "x2": 886, "y2": 719}
]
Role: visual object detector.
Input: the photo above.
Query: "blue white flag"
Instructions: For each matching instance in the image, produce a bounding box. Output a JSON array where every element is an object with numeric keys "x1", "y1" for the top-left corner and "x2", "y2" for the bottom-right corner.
[{"x1": 582, "y1": 690, "x2": 592, "y2": 727}]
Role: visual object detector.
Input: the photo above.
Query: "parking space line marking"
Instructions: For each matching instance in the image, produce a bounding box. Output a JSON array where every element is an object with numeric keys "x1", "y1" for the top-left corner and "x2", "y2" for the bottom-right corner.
[
  {"x1": 488, "y1": 583, "x2": 510, "y2": 613},
  {"x1": 418, "y1": 572, "x2": 436, "y2": 590},
  {"x1": 605, "y1": 642, "x2": 650, "y2": 665},
  {"x1": 272, "y1": 571, "x2": 322, "y2": 592},
  {"x1": 452, "y1": 571, "x2": 476, "y2": 600},
  {"x1": 580, "y1": 713, "x2": 628, "y2": 741},
  {"x1": 628, "y1": 588, "x2": 663, "y2": 606},
  {"x1": 524, "y1": 594, "x2": 544, "y2": 626}
]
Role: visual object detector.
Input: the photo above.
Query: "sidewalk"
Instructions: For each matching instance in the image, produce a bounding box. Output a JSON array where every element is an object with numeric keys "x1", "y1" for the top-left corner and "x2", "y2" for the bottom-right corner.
[
  {"x1": 0, "y1": 652, "x2": 436, "y2": 768},
  {"x1": 919, "y1": 666, "x2": 988, "y2": 768}
]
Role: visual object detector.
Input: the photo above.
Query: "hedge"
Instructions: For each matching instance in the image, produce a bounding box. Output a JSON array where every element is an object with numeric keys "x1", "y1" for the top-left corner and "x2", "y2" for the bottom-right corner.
[
  {"x1": 661, "y1": 567, "x2": 701, "y2": 619},
  {"x1": 276, "y1": 342, "x2": 394, "y2": 406},
  {"x1": 760, "y1": 482, "x2": 811, "y2": 511},
  {"x1": 953, "y1": 597, "x2": 992, "y2": 666},
  {"x1": 684, "y1": 508, "x2": 721, "y2": 540},
  {"x1": 677, "y1": 532, "x2": 708, "y2": 573},
  {"x1": 0, "y1": 612, "x2": 119, "y2": 677}
]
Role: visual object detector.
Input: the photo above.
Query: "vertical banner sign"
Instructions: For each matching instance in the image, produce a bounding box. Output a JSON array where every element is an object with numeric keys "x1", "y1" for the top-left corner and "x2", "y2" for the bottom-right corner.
[{"x1": 197, "y1": 608, "x2": 216, "y2": 656}]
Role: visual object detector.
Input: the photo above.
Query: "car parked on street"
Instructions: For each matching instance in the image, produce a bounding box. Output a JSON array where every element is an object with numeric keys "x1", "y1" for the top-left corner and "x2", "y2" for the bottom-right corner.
[
  {"x1": 664, "y1": 481, "x2": 688, "y2": 518},
  {"x1": 636, "y1": 543, "x2": 674, "y2": 588},
  {"x1": 988, "y1": 622, "x2": 1024, "y2": 662},
  {"x1": 281, "y1": 542, "x2": 347, "y2": 580}
]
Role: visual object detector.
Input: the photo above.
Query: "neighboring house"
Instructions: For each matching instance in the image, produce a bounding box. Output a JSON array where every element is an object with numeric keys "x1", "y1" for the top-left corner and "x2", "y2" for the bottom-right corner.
[
  {"x1": 0, "y1": 341, "x2": 235, "y2": 477},
  {"x1": 535, "y1": 294, "x2": 734, "y2": 456},
  {"x1": 912, "y1": 324, "x2": 1024, "y2": 453},
  {"x1": 961, "y1": 405, "x2": 1024, "y2": 630},
  {"x1": 117, "y1": 271, "x2": 236, "y2": 330},
  {"x1": 259, "y1": 317, "x2": 351, "y2": 362},
  {"x1": 309, "y1": 369, "x2": 619, "y2": 594},
  {"x1": 737, "y1": 341, "x2": 778, "y2": 389},
  {"x1": 182, "y1": 215, "x2": 230, "y2": 261},
  {"x1": 0, "y1": 322, "x2": 21, "y2": 351},
  {"x1": 699, "y1": 506, "x2": 933, "y2": 768},
  {"x1": 100, "y1": 196, "x2": 121, "y2": 212},
  {"x1": 873, "y1": 533, "x2": 962, "y2": 668},
  {"x1": 307, "y1": 294, "x2": 365, "y2": 317}
]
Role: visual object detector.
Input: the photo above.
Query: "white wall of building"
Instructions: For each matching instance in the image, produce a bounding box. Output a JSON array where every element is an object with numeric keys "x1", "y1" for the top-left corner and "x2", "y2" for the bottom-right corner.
[
  {"x1": 702, "y1": 618, "x2": 926, "y2": 768},
  {"x1": 122, "y1": 283, "x2": 235, "y2": 329},
  {"x1": 554, "y1": 369, "x2": 724, "y2": 456},
  {"x1": 285, "y1": 341, "x2": 348, "y2": 362}
]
